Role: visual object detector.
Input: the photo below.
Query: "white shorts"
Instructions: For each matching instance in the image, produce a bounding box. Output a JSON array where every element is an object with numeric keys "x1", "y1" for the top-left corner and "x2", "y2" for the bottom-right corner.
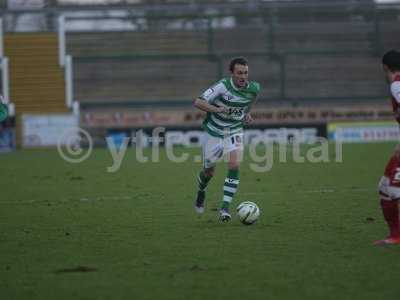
[
  {"x1": 379, "y1": 176, "x2": 400, "y2": 201},
  {"x1": 202, "y1": 132, "x2": 244, "y2": 169}
]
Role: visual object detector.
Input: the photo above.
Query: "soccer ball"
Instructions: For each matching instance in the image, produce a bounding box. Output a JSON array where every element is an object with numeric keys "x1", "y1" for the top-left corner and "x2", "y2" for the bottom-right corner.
[{"x1": 236, "y1": 201, "x2": 260, "y2": 225}]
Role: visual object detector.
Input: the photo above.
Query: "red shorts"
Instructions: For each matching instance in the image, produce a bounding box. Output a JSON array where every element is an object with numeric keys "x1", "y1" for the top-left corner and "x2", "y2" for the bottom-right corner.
[{"x1": 384, "y1": 154, "x2": 400, "y2": 187}]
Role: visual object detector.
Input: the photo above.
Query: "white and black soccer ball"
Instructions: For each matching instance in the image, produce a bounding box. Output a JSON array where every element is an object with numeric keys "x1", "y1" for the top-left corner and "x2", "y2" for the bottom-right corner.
[{"x1": 236, "y1": 201, "x2": 260, "y2": 225}]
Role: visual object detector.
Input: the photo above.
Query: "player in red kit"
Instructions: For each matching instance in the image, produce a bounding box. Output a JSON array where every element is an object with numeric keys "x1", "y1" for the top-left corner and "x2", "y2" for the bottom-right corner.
[{"x1": 375, "y1": 49, "x2": 400, "y2": 245}]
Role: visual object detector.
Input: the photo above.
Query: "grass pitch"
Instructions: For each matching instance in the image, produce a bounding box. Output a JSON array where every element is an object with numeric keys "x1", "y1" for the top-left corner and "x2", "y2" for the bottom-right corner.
[{"x1": 1, "y1": 143, "x2": 400, "y2": 300}]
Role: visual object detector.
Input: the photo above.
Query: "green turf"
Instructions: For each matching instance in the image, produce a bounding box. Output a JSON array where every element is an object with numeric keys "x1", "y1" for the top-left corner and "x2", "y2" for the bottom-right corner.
[{"x1": 1, "y1": 143, "x2": 400, "y2": 300}]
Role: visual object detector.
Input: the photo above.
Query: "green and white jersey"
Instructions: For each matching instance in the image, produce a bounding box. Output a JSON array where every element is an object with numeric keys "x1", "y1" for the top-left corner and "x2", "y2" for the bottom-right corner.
[{"x1": 199, "y1": 77, "x2": 260, "y2": 138}]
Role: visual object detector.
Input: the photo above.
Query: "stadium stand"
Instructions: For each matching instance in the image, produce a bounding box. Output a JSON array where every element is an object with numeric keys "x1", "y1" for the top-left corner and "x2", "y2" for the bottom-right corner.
[
  {"x1": 73, "y1": 57, "x2": 218, "y2": 101},
  {"x1": 5, "y1": 33, "x2": 67, "y2": 112},
  {"x1": 65, "y1": 7, "x2": 400, "y2": 106},
  {"x1": 4, "y1": 1, "x2": 400, "y2": 108},
  {"x1": 273, "y1": 22, "x2": 374, "y2": 52},
  {"x1": 45, "y1": 0, "x2": 396, "y2": 108},
  {"x1": 380, "y1": 21, "x2": 400, "y2": 50},
  {"x1": 67, "y1": 31, "x2": 209, "y2": 57},
  {"x1": 284, "y1": 55, "x2": 385, "y2": 99}
]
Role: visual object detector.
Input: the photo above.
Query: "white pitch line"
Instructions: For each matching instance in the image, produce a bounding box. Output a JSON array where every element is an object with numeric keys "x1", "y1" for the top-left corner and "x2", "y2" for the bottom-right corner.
[{"x1": 241, "y1": 187, "x2": 376, "y2": 196}]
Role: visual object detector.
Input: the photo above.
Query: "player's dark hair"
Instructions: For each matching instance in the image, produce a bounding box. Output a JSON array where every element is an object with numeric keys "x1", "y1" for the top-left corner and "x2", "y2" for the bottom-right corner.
[
  {"x1": 382, "y1": 50, "x2": 400, "y2": 72},
  {"x1": 229, "y1": 57, "x2": 248, "y2": 72}
]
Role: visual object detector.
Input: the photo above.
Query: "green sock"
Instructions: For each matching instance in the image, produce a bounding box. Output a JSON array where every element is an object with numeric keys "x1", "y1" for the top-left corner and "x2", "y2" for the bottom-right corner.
[
  {"x1": 197, "y1": 170, "x2": 212, "y2": 192},
  {"x1": 221, "y1": 169, "x2": 239, "y2": 209}
]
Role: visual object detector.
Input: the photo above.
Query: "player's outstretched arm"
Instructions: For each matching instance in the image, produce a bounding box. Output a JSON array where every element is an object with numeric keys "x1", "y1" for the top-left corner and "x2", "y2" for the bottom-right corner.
[{"x1": 193, "y1": 98, "x2": 228, "y2": 114}]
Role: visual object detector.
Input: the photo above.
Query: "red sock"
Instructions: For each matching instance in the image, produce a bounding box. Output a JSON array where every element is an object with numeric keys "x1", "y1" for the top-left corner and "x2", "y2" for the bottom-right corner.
[{"x1": 380, "y1": 199, "x2": 400, "y2": 237}]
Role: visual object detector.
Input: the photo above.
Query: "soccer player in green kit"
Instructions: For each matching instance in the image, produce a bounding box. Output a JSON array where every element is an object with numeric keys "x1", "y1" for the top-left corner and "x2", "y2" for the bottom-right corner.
[
  {"x1": 193, "y1": 57, "x2": 260, "y2": 221},
  {"x1": 0, "y1": 95, "x2": 8, "y2": 123}
]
